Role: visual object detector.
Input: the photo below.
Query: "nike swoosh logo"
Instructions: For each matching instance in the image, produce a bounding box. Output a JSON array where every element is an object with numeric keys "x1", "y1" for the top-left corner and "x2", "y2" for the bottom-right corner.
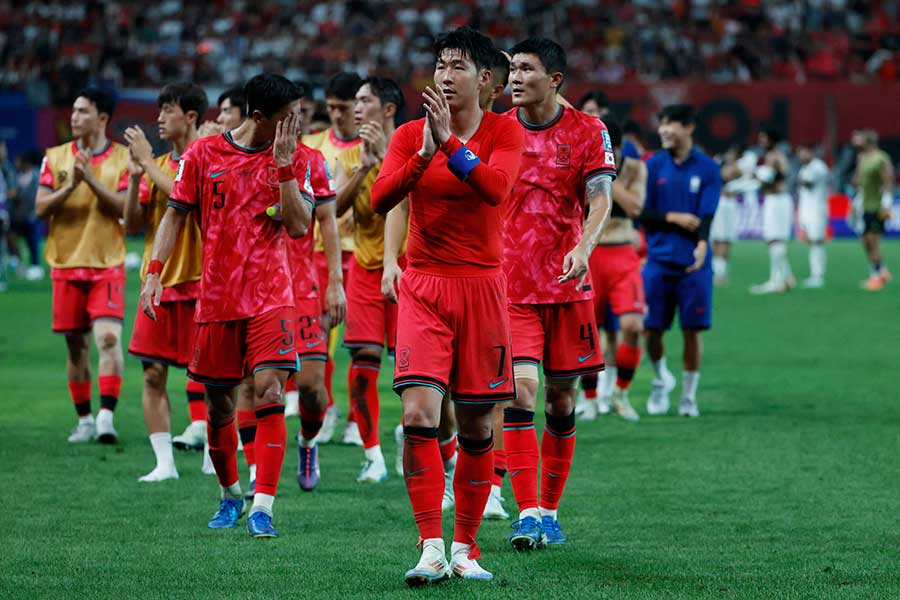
[
  {"x1": 107, "y1": 302, "x2": 119, "y2": 308},
  {"x1": 548, "y1": 472, "x2": 559, "y2": 478},
  {"x1": 405, "y1": 467, "x2": 430, "y2": 478},
  {"x1": 306, "y1": 340, "x2": 322, "y2": 348},
  {"x1": 278, "y1": 348, "x2": 295, "y2": 355},
  {"x1": 267, "y1": 443, "x2": 283, "y2": 448},
  {"x1": 509, "y1": 470, "x2": 522, "y2": 478},
  {"x1": 210, "y1": 169, "x2": 229, "y2": 178},
  {"x1": 468, "y1": 480, "x2": 490, "y2": 486},
  {"x1": 488, "y1": 378, "x2": 507, "y2": 389},
  {"x1": 577, "y1": 353, "x2": 595, "y2": 363}
]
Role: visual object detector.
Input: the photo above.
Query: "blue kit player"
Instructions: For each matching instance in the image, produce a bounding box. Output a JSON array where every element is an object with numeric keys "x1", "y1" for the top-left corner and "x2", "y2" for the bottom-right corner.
[{"x1": 639, "y1": 104, "x2": 721, "y2": 418}]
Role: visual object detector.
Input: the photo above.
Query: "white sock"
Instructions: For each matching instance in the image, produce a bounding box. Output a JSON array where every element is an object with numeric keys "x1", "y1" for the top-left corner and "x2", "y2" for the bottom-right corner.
[
  {"x1": 79, "y1": 414, "x2": 94, "y2": 425},
  {"x1": 712, "y1": 256, "x2": 728, "y2": 279},
  {"x1": 768, "y1": 242, "x2": 785, "y2": 284},
  {"x1": 251, "y1": 492, "x2": 274, "y2": 516},
  {"x1": 490, "y1": 484, "x2": 502, "y2": 496},
  {"x1": 450, "y1": 541, "x2": 471, "y2": 557},
  {"x1": 441, "y1": 443, "x2": 457, "y2": 471},
  {"x1": 601, "y1": 366, "x2": 617, "y2": 397},
  {"x1": 364, "y1": 445, "x2": 384, "y2": 462},
  {"x1": 651, "y1": 358, "x2": 668, "y2": 381},
  {"x1": 539, "y1": 506, "x2": 558, "y2": 519},
  {"x1": 682, "y1": 370, "x2": 700, "y2": 400},
  {"x1": 299, "y1": 434, "x2": 316, "y2": 448},
  {"x1": 249, "y1": 463, "x2": 257, "y2": 482},
  {"x1": 149, "y1": 432, "x2": 175, "y2": 468},
  {"x1": 422, "y1": 537, "x2": 445, "y2": 554},
  {"x1": 519, "y1": 507, "x2": 540, "y2": 521},
  {"x1": 221, "y1": 481, "x2": 242, "y2": 500},
  {"x1": 809, "y1": 244, "x2": 825, "y2": 280}
]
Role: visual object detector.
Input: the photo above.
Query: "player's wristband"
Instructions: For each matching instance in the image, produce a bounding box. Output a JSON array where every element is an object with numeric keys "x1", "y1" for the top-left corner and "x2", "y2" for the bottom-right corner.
[
  {"x1": 147, "y1": 259, "x2": 164, "y2": 276},
  {"x1": 446, "y1": 146, "x2": 481, "y2": 181},
  {"x1": 277, "y1": 165, "x2": 294, "y2": 183}
]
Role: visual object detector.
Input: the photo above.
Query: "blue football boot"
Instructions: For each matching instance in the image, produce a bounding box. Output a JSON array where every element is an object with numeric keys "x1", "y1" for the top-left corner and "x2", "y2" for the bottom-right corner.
[
  {"x1": 247, "y1": 511, "x2": 278, "y2": 538},
  {"x1": 297, "y1": 443, "x2": 320, "y2": 491},
  {"x1": 508, "y1": 516, "x2": 546, "y2": 551},
  {"x1": 541, "y1": 515, "x2": 567, "y2": 545},
  {"x1": 207, "y1": 497, "x2": 244, "y2": 529}
]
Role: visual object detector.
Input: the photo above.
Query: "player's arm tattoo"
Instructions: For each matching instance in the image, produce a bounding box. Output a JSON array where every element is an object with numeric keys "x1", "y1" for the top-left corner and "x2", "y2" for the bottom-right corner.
[{"x1": 581, "y1": 174, "x2": 613, "y2": 252}]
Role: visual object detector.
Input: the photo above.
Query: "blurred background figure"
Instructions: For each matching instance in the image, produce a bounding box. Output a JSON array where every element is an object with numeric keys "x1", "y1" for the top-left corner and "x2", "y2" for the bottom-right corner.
[
  {"x1": 794, "y1": 144, "x2": 831, "y2": 288},
  {"x1": 852, "y1": 129, "x2": 894, "y2": 291}
]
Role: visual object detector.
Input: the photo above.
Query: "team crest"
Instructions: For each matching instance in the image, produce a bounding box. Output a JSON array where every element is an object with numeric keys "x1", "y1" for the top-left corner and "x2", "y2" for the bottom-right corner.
[
  {"x1": 266, "y1": 164, "x2": 280, "y2": 188},
  {"x1": 556, "y1": 144, "x2": 571, "y2": 167},
  {"x1": 58, "y1": 170, "x2": 68, "y2": 183}
]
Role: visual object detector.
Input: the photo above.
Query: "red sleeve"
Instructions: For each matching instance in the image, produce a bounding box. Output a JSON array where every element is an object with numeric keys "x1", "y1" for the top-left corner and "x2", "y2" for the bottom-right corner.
[
  {"x1": 438, "y1": 119, "x2": 524, "y2": 207},
  {"x1": 371, "y1": 121, "x2": 430, "y2": 214},
  {"x1": 39, "y1": 154, "x2": 54, "y2": 188},
  {"x1": 307, "y1": 150, "x2": 335, "y2": 204},
  {"x1": 585, "y1": 118, "x2": 617, "y2": 182},
  {"x1": 116, "y1": 168, "x2": 130, "y2": 192},
  {"x1": 138, "y1": 174, "x2": 151, "y2": 206},
  {"x1": 168, "y1": 146, "x2": 200, "y2": 212}
]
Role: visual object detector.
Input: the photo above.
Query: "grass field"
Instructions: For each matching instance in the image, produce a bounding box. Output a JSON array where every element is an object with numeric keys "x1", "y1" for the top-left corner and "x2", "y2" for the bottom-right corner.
[{"x1": 1, "y1": 239, "x2": 899, "y2": 600}]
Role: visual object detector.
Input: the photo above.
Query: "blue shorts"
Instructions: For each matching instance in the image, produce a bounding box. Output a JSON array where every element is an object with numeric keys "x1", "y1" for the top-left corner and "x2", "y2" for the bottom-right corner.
[
  {"x1": 601, "y1": 304, "x2": 619, "y2": 333},
  {"x1": 642, "y1": 259, "x2": 713, "y2": 331}
]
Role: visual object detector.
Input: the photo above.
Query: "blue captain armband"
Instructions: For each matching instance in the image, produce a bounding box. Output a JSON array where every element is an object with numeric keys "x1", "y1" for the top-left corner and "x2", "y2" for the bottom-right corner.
[{"x1": 446, "y1": 146, "x2": 481, "y2": 181}]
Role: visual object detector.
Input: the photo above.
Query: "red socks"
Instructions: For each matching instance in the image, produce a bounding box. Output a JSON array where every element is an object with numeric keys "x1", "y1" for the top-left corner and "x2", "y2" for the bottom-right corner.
[
  {"x1": 236, "y1": 409, "x2": 257, "y2": 468},
  {"x1": 299, "y1": 403, "x2": 326, "y2": 442},
  {"x1": 68, "y1": 380, "x2": 91, "y2": 417},
  {"x1": 540, "y1": 410, "x2": 576, "y2": 511},
  {"x1": 324, "y1": 355, "x2": 335, "y2": 410},
  {"x1": 504, "y1": 407, "x2": 539, "y2": 512},
  {"x1": 453, "y1": 435, "x2": 493, "y2": 557},
  {"x1": 186, "y1": 380, "x2": 206, "y2": 422},
  {"x1": 98, "y1": 375, "x2": 121, "y2": 412},
  {"x1": 439, "y1": 435, "x2": 457, "y2": 464},
  {"x1": 254, "y1": 403, "x2": 286, "y2": 496},
  {"x1": 284, "y1": 377, "x2": 297, "y2": 394},
  {"x1": 581, "y1": 374, "x2": 598, "y2": 399},
  {"x1": 207, "y1": 416, "x2": 239, "y2": 488},
  {"x1": 349, "y1": 356, "x2": 381, "y2": 449},
  {"x1": 615, "y1": 343, "x2": 642, "y2": 390},
  {"x1": 492, "y1": 448, "x2": 507, "y2": 487},
  {"x1": 403, "y1": 426, "x2": 444, "y2": 540}
]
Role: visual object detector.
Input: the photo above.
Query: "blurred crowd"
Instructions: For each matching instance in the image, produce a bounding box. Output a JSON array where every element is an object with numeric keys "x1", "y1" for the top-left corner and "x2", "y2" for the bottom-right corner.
[{"x1": 3, "y1": 0, "x2": 900, "y2": 107}]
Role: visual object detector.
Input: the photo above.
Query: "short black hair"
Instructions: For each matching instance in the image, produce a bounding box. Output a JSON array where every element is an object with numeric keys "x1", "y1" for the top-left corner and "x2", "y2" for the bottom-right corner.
[
  {"x1": 158, "y1": 82, "x2": 208, "y2": 119},
  {"x1": 658, "y1": 104, "x2": 695, "y2": 126},
  {"x1": 217, "y1": 87, "x2": 246, "y2": 117},
  {"x1": 762, "y1": 127, "x2": 783, "y2": 145},
  {"x1": 623, "y1": 118, "x2": 642, "y2": 139},
  {"x1": 363, "y1": 77, "x2": 406, "y2": 123},
  {"x1": 326, "y1": 72, "x2": 363, "y2": 101},
  {"x1": 76, "y1": 86, "x2": 116, "y2": 119},
  {"x1": 604, "y1": 117, "x2": 623, "y2": 149},
  {"x1": 433, "y1": 26, "x2": 495, "y2": 72},
  {"x1": 244, "y1": 74, "x2": 301, "y2": 120},
  {"x1": 509, "y1": 38, "x2": 567, "y2": 84},
  {"x1": 490, "y1": 49, "x2": 510, "y2": 88},
  {"x1": 294, "y1": 80, "x2": 313, "y2": 99},
  {"x1": 577, "y1": 90, "x2": 608, "y2": 112}
]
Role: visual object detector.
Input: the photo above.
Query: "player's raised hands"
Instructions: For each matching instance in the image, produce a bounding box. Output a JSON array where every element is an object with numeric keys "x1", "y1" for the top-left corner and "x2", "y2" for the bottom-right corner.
[
  {"x1": 127, "y1": 147, "x2": 145, "y2": 178},
  {"x1": 558, "y1": 244, "x2": 590, "y2": 290},
  {"x1": 73, "y1": 149, "x2": 92, "y2": 184},
  {"x1": 359, "y1": 122, "x2": 387, "y2": 167},
  {"x1": 140, "y1": 274, "x2": 163, "y2": 321},
  {"x1": 419, "y1": 113, "x2": 437, "y2": 159},
  {"x1": 198, "y1": 120, "x2": 225, "y2": 138},
  {"x1": 273, "y1": 113, "x2": 300, "y2": 167},
  {"x1": 422, "y1": 86, "x2": 451, "y2": 145},
  {"x1": 124, "y1": 126, "x2": 153, "y2": 166}
]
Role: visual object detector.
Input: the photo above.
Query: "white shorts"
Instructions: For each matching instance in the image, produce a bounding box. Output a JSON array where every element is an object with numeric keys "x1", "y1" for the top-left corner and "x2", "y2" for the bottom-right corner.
[
  {"x1": 711, "y1": 197, "x2": 738, "y2": 243},
  {"x1": 798, "y1": 196, "x2": 827, "y2": 242},
  {"x1": 762, "y1": 193, "x2": 794, "y2": 241}
]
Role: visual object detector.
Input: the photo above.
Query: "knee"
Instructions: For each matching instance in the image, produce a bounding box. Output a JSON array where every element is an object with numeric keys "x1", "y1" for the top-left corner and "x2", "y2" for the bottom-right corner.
[
  {"x1": 621, "y1": 318, "x2": 643, "y2": 338},
  {"x1": 456, "y1": 412, "x2": 493, "y2": 440},
  {"x1": 98, "y1": 331, "x2": 120, "y2": 353},
  {"x1": 143, "y1": 363, "x2": 166, "y2": 390},
  {"x1": 254, "y1": 377, "x2": 285, "y2": 406},
  {"x1": 296, "y1": 370, "x2": 324, "y2": 399}
]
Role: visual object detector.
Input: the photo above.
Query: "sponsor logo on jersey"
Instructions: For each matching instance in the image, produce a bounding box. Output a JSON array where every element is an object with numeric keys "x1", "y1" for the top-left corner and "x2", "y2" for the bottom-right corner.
[
  {"x1": 556, "y1": 144, "x2": 571, "y2": 167},
  {"x1": 324, "y1": 161, "x2": 336, "y2": 191},
  {"x1": 601, "y1": 130, "x2": 613, "y2": 151},
  {"x1": 175, "y1": 160, "x2": 186, "y2": 182}
]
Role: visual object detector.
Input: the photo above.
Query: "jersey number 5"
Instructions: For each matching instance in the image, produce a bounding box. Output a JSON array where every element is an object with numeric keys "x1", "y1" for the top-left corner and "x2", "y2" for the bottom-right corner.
[{"x1": 212, "y1": 180, "x2": 226, "y2": 208}]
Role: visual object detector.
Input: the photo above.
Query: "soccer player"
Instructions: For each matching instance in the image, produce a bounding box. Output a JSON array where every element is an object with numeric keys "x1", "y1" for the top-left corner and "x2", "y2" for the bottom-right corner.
[
  {"x1": 333, "y1": 77, "x2": 405, "y2": 483},
  {"x1": 140, "y1": 74, "x2": 314, "y2": 537},
  {"x1": 303, "y1": 72, "x2": 363, "y2": 445},
  {"x1": 852, "y1": 129, "x2": 894, "y2": 291},
  {"x1": 750, "y1": 129, "x2": 795, "y2": 294},
  {"x1": 640, "y1": 104, "x2": 721, "y2": 418},
  {"x1": 216, "y1": 87, "x2": 246, "y2": 130},
  {"x1": 502, "y1": 38, "x2": 613, "y2": 549},
  {"x1": 795, "y1": 144, "x2": 831, "y2": 288},
  {"x1": 36, "y1": 87, "x2": 130, "y2": 444},
  {"x1": 581, "y1": 117, "x2": 645, "y2": 423},
  {"x1": 712, "y1": 147, "x2": 747, "y2": 286},
  {"x1": 123, "y1": 82, "x2": 208, "y2": 481},
  {"x1": 371, "y1": 27, "x2": 524, "y2": 584}
]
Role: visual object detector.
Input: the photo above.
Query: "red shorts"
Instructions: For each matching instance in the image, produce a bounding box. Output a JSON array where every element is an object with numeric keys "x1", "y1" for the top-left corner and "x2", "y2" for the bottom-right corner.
[
  {"x1": 394, "y1": 268, "x2": 515, "y2": 404},
  {"x1": 188, "y1": 306, "x2": 298, "y2": 387},
  {"x1": 295, "y1": 296, "x2": 327, "y2": 361},
  {"x1": 51, "y1": 267, "x2": 125, "y2": 333},
  {"x1": 590, "y1": 244, "x2": 646, "y2": 325},
  {"x1": 314, "y1": 250, "x2": 352, "y2": 312},
  {"x1": 128, "y1": 299, "x2": 197, "y2": 368},
  {"x1": 344, "y1": 255, "x2": 398, "y2": 354},
  {"x1": 509, "y1": 300, "x2": 605, "y2": 379}
]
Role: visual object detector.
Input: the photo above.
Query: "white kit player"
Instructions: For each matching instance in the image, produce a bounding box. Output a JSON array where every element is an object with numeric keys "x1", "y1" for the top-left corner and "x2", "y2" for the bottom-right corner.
[
  {"x1": 711, "y1": 147, "x2": 758, "y2": 285},
  {"x1": 795, "y1": 145, "x2": 830, "y2": 288}
]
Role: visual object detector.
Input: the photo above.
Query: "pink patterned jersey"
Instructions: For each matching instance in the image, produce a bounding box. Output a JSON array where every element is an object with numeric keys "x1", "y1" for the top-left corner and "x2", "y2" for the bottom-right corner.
[
  {"x1": 168, "y1": 132, "x2": 314, "y2": 323},
  {"x1": 502, "y1": 106, "x2": 617, "y2": 304},
  {"x1": 287, "y1": 143, "x2": 336, "y2": 301}
]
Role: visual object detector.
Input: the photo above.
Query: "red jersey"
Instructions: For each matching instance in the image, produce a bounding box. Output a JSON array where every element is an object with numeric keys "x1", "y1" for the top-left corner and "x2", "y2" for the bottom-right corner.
[
  {"x1": 371, "y1": 111, "x2": 524, "y2": 274},
  {"x1": 501, "y1": 106, "x2": 617, "y2": 304},
  {"x1": 287, "y1": 143, "x2": 335, "y2": 301},
  {"x1": 168, "y1": 132, "x2": 313, "y2": 323}
]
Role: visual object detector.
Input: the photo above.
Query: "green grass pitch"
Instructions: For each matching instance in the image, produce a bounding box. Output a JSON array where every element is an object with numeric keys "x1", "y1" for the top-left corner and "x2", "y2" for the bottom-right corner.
[{"x1": 1, "y1": 240, "x2": 899, "y2": 599}]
